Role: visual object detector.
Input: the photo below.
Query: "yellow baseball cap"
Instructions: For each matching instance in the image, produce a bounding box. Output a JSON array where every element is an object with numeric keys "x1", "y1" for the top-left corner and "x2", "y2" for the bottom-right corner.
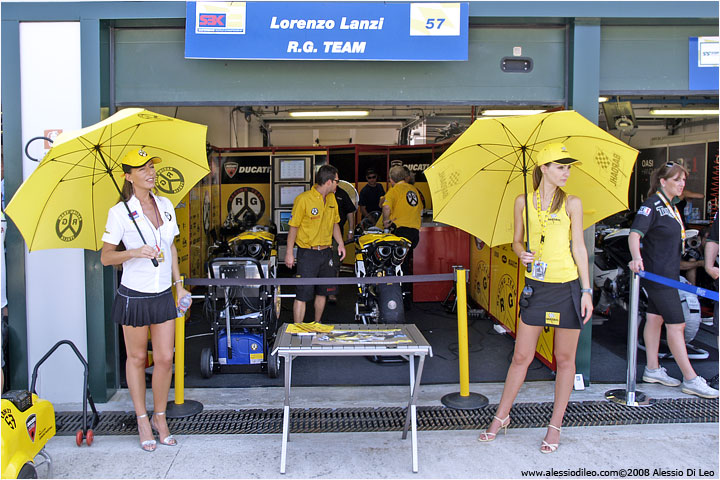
[
  {"x1": 536, "y1": 142, "x2": 581, "y2": 166},
  {"x1": 121, "y1": 148, "x2": 161, "y2": 168}
]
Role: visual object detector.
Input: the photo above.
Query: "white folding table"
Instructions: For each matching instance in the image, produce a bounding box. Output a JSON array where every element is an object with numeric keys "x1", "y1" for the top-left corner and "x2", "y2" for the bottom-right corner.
[{"x1": 271, "y1": 323, "x2": 433, "y2": 474}]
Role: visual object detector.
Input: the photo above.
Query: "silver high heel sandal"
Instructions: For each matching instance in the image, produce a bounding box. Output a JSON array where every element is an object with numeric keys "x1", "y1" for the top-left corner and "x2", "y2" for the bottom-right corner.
[
  {"x1": 150, "y1": 411, "x2": 178, "y2": 446},
  {"x1": 136, "y1": 414, "x2": 156, "y2": 452},
  {"x1": 477, "y1": 415, "x2": 510, "y2": 442},
  {"x1": 540, "y1": 424, "x2": 561, "y2": 453}
]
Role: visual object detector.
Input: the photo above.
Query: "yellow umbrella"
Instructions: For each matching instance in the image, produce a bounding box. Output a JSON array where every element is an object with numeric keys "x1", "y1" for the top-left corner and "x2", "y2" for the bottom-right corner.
[
  {"x1": 424, "y1": 110, "x2": 639, "y2": 247},
  {"x1": 6, "y1": 108, "x2": 209, "y2": 252}
]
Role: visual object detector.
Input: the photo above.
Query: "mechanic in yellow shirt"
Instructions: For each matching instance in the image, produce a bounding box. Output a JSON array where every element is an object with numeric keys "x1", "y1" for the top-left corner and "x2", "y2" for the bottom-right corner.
[
  {"x1": 285, "y1": 164, "x2": 346, "y2": 323},
  {"x1": 382, "y1": 165, "x2": 423, "y2": 306}
]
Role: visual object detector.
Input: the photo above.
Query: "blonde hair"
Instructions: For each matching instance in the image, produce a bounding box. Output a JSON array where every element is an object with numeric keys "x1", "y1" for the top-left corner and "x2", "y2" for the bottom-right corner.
[{"x1": 532, "y1": 165, "x2": 566, "y2": 213}]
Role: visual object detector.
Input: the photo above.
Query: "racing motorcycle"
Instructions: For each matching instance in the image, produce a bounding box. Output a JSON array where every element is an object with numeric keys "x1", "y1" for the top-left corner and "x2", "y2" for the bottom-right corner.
[
  {"x1": 593, "y1": 224, "x2": 706, "y2": 359},
  {"x1": 353, "y1": 212, "x2": 411, "y2": 325}
]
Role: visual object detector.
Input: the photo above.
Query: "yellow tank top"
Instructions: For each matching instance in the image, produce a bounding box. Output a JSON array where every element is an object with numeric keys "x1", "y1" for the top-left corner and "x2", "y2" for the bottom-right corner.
[{"x1": 524, "y1": 192, "x2": 578, "y2": 283}]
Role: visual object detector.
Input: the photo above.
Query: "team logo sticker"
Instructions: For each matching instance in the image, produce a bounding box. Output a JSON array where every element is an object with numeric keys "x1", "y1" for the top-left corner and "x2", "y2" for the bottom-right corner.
[
  {"x1": 638, "y1": 206, "x2": 652, "y2": 216},
  {"x1": 26, "y1": 413, "x2": 37, "y2": 442},
  {"x1": 311, "y1": 208, "x2": 319, "y2": 215},
  {"x1": 156, "y1": 167, "x2": 185, "y2": 195},
  {"x1": 164, "y1": 212, "x2": 172, "y2": 221},
  {"x1": 227, "y1": 187, "x2": 266, "y2": 221},
  {"x1": 56, "y1": 210, "x2": 82, "y2": 242},
  {"x1": 406, "y1": 191, "x2": 419, "y2": 207},
  {"x1": 224, "y1": 161, "x2": 239, "y2": 179},
  {"x1": 2, "y1": 407, "x2": 16, "y2": 429}
]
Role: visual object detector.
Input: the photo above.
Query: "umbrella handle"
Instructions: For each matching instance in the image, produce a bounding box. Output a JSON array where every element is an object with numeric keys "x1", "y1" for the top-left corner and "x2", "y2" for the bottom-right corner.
[{"x1": 151, "y1": 258, "x2": 159, "y2": 267}]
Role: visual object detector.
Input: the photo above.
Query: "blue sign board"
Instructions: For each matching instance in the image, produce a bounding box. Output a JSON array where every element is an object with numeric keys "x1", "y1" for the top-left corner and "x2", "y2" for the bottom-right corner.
[
  {"x1": 688, "y1": 36, "x2": 719, "y2": 90},
  {"x1": 185, "y1": 1, "x2": 468, "y2": 61}
]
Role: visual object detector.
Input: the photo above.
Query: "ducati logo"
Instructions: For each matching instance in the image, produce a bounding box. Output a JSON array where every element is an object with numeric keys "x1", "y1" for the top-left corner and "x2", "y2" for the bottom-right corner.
[
  {"x1": 224, "y1": 161, "x2": 239, "y2": 178},
  {"x1": 26, "y1": 414, "x2": 37, "y2": 442}
]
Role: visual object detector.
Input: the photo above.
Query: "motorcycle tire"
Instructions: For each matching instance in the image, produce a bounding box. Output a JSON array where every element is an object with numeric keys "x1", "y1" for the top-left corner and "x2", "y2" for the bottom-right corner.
[{"x1": 377, "y1": 283, "x2": 405, "y2": 324}]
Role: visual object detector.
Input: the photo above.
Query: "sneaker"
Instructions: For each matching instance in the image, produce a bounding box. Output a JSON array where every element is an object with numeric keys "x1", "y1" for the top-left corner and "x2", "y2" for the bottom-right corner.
[
  {"x1": 642, "y1": 366, "x2": 681, "y2": 387},
  {"x1": 681, "y1": 376, "x2": 719, "y2": 399},
  {"x1": 701, "y1": 317, "x2": 714, "y2": 326}
]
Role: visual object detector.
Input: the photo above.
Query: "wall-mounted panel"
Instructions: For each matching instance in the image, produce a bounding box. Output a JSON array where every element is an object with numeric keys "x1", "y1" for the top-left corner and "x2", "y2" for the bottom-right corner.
[
  {"x1": 600, "y1": 25, "x2": 719, "y2": 91},
  {"x1": 114, "y1": 26, "x2": 565, "y2": 104}
]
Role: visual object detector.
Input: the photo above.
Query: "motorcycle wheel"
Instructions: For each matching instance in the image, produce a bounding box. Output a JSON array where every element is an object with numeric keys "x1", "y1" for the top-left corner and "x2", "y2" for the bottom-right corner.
[{"x1": 377, "y1": 283, "x2": 405, "y2": 324}]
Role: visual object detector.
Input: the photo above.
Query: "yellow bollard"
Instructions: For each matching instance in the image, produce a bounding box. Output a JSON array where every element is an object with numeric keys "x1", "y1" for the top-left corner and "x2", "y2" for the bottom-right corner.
[
  {"x1": 440, "y1": 267, "x2": 488, "y2": 410},
  {"x1": 166, "y1": 277, "x2": 203, "y2": 418},
  {"x1": 456, "y1": 269, "x2": 470, "y2": 397}
]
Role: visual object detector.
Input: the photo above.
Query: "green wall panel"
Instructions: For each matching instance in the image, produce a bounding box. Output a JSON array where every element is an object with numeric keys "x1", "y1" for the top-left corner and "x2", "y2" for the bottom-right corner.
[
  {"x1": 114, "y1": 27, "x2": 566, "y2": 105},
  {"x1": 600, "y1": 25, "x2": 719, "y2": 91}
]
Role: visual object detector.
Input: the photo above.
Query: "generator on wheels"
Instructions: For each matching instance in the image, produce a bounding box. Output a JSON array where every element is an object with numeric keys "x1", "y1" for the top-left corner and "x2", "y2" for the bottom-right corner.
[
  {"x1": 353, "y1": 212, "x2": 412, "y2": 325},
  {"x1": 200, "y1": 225, "x2": 282, "y2": 378}
]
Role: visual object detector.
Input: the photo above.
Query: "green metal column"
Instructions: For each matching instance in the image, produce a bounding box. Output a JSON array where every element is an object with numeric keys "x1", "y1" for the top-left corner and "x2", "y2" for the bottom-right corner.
[
  {"x1": 1, "y1": 19, "x2": 29, "y2": 390},
  {"x1": 569, "y1": 19, "x2": 601, "y2": 386},
  {"x1": 81, "y1": 18, "x2": 118, "y2": 402}
]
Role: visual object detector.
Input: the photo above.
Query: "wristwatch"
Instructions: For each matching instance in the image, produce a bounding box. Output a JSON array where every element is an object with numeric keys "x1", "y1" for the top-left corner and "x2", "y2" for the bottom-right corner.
[{"x1": 580, "y1": 288, "x2": 592, "y2": 294}]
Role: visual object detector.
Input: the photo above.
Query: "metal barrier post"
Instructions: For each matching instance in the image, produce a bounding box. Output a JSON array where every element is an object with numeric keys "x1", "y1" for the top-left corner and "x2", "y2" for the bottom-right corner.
[
  {"x1": 167, "y1": 279, "x2": 204, "y2": 418},
  {"x1": 605, "y1": 272, "x2": 655, "y2": 407},
  {"x1": 441, "y1": 267, "x2": 488, "y2": 409}
]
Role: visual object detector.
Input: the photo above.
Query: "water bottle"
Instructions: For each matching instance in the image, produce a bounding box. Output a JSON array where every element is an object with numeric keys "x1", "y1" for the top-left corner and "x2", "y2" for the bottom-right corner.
[{"x1": 177, "y1": 294, "x2": 192, "y2": 317}]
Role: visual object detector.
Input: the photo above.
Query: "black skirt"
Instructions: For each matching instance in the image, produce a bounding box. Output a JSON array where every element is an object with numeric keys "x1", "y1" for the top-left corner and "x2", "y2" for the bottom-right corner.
[
  {"x1": 111, "y1": 285, "x2": 177, "y2": 327},
  {"x1": 519, "y1": 277, "x2": 583, "y2": 330}
]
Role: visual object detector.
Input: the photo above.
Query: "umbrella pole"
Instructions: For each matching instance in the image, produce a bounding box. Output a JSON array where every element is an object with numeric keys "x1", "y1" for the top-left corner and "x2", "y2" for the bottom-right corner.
[
  {"x1": 522, "y1": 149, "x2": 532, "y2": 273},
  {"x1": 97, "y1": 150, "x2": 159, "y2": 267}
]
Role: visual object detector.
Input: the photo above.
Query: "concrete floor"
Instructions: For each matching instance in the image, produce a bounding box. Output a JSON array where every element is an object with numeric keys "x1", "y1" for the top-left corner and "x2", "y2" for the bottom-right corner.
[{"x1": 43, "y1": 382, "x2": 719, "y2": 479}]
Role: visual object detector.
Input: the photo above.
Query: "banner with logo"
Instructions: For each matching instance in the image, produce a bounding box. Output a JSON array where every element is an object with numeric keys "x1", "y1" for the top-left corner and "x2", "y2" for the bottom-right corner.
[
  {"x1": 185, "y1": 1, "x2": 469, "y2": 61},
  {"x1": 689, "y1": 36, "x2": 719, "y2": 90}
]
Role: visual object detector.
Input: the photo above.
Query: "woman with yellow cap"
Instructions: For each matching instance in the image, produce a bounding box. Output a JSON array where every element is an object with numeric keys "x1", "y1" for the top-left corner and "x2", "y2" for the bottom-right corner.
[
  {"x1": 477, "y1": 142, "x2": 593, "y2": 453},
  {"x1": 100, "y1": 148, "x2": 190, "y2": 452}
]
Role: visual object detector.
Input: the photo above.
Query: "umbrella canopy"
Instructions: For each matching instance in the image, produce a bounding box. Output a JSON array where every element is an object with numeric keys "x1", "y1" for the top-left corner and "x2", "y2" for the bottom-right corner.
[
  {"x1": 6, "y1": 108, "x2": 209, "y2": 251},
  {"x1": 424, "y1": 110, "x2": 639, "y2": 247}
]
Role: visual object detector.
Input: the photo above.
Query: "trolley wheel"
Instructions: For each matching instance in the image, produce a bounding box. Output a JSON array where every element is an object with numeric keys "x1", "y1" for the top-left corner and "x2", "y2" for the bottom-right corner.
[
  {"x1": 17, "y1": 462, "x2": 38, "y2": 479},
  {"x1": 85, "y1": 429, "x2": 94, "y2": 446},
  {"x1": 267, "y1": 350, "x2": 280, "y2": 379},
  {"x1": 200, "y1": 347, "x2": 214, "y2": 379},
  {"x1": 75, "y1": 429, "x2": 84, "y2": 446}
]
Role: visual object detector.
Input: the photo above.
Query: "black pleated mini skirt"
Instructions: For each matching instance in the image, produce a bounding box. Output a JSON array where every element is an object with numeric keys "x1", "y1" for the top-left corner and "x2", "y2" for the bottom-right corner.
[
  {"x1": 111, "y1": 285, "x2": 177, "y2": 327},
  {"x1": 519, "y1": 277, "x2": 583, "y2": 330}
]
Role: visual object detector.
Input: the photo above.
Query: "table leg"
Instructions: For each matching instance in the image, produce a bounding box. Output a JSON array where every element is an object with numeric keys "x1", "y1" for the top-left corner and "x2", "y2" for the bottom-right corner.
[
  {"x1": 280, "y1": 355, "x2": 293, "y2": 474},
  {"x1": 402, "y1": 354, "x2": 426, "y2": 473}
]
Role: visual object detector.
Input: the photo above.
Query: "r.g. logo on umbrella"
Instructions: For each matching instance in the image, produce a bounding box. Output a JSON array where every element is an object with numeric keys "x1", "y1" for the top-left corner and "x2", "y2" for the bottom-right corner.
[
  {"x1": 55, "y1": 209, "x2": 83, "y2": 242},
  {"x1": 156, "y1": 167, "x2": 185, "y2": 195}
]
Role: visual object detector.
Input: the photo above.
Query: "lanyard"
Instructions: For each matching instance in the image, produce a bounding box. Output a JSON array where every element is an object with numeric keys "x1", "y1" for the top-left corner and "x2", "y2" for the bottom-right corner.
[
  {"x1": 533, "y1": 189, "x2": 556, "y2": 262},
  {"x1": 656, "y1": 190, "x2": 685, "y2": 254}
]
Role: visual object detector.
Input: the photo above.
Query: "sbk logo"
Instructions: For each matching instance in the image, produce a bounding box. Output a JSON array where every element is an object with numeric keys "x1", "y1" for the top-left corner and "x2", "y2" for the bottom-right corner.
[{"x1": 199, "y1": 13, "x2": 226, "y2": 27}]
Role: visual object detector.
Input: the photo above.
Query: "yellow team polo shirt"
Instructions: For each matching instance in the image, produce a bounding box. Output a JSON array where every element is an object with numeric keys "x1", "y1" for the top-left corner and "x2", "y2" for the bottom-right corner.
[
  {"x1": 289, "y1": 186, "x2": 340, "y2": 248},
  {"x1": 383, "y1": 182, "x2": 423, "y2": 230}
]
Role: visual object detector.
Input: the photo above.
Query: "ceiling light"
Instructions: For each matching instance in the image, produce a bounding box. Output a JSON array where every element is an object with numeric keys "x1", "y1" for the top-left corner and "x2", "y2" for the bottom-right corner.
[
  {"x1": 289, "y1": 110, "x2": 369, "y2": 118},
  {"x1": 598, "y1": 97, "x2": 609, "y2": 103},
  {"x1": 649, "y1": 109, "x2": 719, "y2": 117},
  {"x1": 480, "y1": 109, "x2": 546, "y2": 117}
]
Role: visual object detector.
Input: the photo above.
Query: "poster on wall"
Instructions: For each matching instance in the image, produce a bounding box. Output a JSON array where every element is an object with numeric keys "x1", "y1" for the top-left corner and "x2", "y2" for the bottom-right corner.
[
  {"x1": 669, "y1": 143, "x2": 707, "y2": 220},
  {"x1": 707, "y1": 142, "x2": 718, "y2": 218},
  {"x1": 634, "y1": 147, "x2": 667, "y2": 208}
]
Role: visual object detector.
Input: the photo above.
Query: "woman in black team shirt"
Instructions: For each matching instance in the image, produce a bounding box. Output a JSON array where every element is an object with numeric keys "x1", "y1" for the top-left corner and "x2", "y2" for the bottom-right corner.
[{"x1": 628, "y1": 162, "x2": 718, "y2": 399}]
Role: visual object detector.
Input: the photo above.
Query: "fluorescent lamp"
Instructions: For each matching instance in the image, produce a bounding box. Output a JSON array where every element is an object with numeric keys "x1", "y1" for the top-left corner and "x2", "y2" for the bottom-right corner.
[
  {"x1": 480, "y1": 109, "x2": 546, "y2": 117},
  {"x1": 649, "y1": 109, "x2": 719, "y2": 117},
  {"x1": 598, "y1": 97, "x2": 609, "y2": 103},
  {"x1": 289, "y1": 110, "x2": 369, "y2": 118}
]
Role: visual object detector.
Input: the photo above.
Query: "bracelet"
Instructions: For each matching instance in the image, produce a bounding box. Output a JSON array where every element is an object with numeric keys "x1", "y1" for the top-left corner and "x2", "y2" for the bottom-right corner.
[
  {"x1": 580, "y1": 288, "x2": 592, "y2": 294},
  {"x1": 174, "y1": 280, "x2": 183, "y2": 286}
]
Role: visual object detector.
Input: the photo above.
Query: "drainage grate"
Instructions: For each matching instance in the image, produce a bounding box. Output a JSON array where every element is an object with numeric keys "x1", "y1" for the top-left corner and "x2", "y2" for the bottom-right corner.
[{"x1": 55, "y1": 398, "x2": 718, "y2": 436}]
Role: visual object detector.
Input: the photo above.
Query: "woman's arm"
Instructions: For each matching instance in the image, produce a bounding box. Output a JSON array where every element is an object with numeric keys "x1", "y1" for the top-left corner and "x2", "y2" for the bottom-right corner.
[
  {"x1": 567, "y1": 195, "x2": 593, "y2": 324},
  {"x1": 680, "y1": 189, "x2": 704, "y2": 200},
  {"x1": 170, "y1": 242, "x2": 191, "y2": 304},
  {"x1": 628, "y1": 231, "x2": 644, "y2": 273},
  {"x1": 100, "y1": 241, "x2": 157, "y2": 266},
  {"x1": 512, "y1": 194, "x2": 534, "y2": 266}
]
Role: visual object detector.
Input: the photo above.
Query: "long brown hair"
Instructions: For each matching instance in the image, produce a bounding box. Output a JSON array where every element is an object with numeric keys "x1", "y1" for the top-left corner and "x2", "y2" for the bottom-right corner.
[
  {"x1": 532, "y1": 165, "x2": 566, "y2": 213},
  {"x1": 648, "y1": 161, "x2": 688, "y2": 197}
]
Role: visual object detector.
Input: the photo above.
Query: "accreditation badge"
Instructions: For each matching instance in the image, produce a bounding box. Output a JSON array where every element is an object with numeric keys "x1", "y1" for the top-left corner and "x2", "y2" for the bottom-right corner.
[
  {"x1": 545, "y1": 312, "x2": 560, "y2": 326},
  {"x1": 157, "y1": 247, "x2": 166, "y2": 264},
  {"x1": 532, "y1": 260, "x2": 548, "y2": 280}
]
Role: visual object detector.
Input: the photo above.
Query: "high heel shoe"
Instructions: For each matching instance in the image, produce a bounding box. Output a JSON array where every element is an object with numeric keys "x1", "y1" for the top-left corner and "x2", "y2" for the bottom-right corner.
[
  {"x1": 477, "y1": 415, "x2": 510, "y2": 442},
  {"x1": 540, "y1": 424, "x2": 561, "y2": 454},
  {"x1": 150, "y1": 411, "x2": 178, "y2": 446},
  {"x1": 136, "y1": 414, "x2": 156, "y2": 452}
]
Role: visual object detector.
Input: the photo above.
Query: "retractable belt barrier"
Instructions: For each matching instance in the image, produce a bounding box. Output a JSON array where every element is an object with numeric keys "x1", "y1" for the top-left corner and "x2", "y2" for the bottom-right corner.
[
  {"x1": 638, "y1": 270, "x2": 719, "y2": 302},
  {"x1": 606, "y1": 270, "x2": 717, "y2": 408},
  {"x1": 184, "y1": 273, "x2": 455, "y2": 287}
]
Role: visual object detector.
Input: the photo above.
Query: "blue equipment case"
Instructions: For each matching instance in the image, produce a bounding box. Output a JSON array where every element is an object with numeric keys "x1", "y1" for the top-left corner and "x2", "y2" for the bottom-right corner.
[{"x1": 217, "y1": 329, "x2": 265, "y2": 365}]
